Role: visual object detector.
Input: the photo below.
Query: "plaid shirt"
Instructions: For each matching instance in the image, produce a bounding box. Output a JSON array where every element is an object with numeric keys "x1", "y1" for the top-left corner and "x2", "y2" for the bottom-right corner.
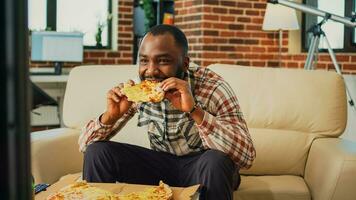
[{"x1": 79, "y1": 66, "x2": 256, "y2": 169}]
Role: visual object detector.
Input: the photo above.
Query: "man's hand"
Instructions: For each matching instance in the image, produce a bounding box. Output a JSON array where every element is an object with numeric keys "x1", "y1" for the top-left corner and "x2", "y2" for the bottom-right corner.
[
  {"x1": 161, "y1": 77, "x2": 195, "y2": 113},
  {"x1": 101, "y1": 80, "x2": 135, "y2": 125}
]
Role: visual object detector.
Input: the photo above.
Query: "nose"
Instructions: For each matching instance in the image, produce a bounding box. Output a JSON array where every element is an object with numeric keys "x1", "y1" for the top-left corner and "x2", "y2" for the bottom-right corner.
[{"x1": 146, "y1": 61, "x2": 159, "y2": 74}]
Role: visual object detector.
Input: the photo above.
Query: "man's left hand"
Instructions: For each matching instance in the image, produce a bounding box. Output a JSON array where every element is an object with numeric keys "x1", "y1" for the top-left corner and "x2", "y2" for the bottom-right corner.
[{"x1": 160, "y1": 77, "x2": 195, "y2": 112}]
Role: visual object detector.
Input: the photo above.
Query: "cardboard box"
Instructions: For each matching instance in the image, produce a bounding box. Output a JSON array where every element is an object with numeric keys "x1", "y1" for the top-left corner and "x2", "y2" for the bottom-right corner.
[{"x1": 35, "y1": 174, "x2": 200, "y2": 200}]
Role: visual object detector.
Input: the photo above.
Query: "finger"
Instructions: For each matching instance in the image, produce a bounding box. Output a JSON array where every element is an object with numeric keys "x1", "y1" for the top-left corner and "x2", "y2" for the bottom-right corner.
[
  {"x1": 108, "y1": 90, "x2": 120, "y2": 102},
  {"x1": 162, "y1": 82, "x2": 179, "y2": 92},
  {"x1": 113, "y1": 87, "x2": 124, "y2": 97},
  {"x1": 161, "y1": 77, "x2": 176, "y2": 86},
  {"x1": 127, "y1": 79, "x2": 135, "y2": 86},
  {"x1": 117, "y1": 83, "x2": 124, "y2": 89}
]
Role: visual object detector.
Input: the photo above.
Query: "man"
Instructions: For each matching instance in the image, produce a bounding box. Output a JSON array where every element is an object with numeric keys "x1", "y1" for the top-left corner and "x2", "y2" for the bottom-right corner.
[{"x1": 79, "y1": 24, "x2": 256, "y2": 200}]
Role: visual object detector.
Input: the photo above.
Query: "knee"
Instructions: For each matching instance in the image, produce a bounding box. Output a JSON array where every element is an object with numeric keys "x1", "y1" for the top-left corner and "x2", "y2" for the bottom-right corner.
[
  {"x1": 198, "y1": 150, "x2": 234, "y2": 172},
  {"x1": 84, "y1": 141, "x2": 112, "y2": 160}
]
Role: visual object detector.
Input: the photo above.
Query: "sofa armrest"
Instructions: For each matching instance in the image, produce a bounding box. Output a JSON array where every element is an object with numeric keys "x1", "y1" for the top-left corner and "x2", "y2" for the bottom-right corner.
[
  {"x1": 31, "y1": 128, "x2": 83, "y2": 184},
  {"x1": 304, "y1": 138, "x2": 356, "y2": 200}
]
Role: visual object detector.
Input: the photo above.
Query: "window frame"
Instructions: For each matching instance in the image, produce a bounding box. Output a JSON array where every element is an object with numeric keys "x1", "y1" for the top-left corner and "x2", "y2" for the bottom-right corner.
[
  {"x1": 302, "y1": 0, "x2": 356, "y2": 52},
  {"x1": 46, "y1": 0, "x2": 112, "y2": 50}
]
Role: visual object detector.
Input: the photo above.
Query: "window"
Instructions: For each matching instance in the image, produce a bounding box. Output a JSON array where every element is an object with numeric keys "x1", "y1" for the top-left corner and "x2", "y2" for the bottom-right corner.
[
  {"x1": 303, "y1": 0, "x2": 356, "y2": 52},
  {"x1": 28, "y1": 0, "x2": 112, "y2": 49}
]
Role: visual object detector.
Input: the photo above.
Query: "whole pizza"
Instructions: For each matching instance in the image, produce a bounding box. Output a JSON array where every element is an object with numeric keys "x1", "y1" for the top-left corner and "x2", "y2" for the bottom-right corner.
[{"x1": 46, "y1": 180, "x2": 173, "y2": 200}]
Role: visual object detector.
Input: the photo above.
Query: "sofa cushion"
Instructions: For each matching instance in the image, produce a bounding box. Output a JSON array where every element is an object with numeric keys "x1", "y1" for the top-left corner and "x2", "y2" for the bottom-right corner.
[
  {"x1": 235, "y1": 175, "x2": 310, "y2": 200},
  {"x1": 208, "y1": 64, "x2": 347, "y2": 137},
  {"x1": 240, "y1": 128, "x2": 318, "y2": 176}
]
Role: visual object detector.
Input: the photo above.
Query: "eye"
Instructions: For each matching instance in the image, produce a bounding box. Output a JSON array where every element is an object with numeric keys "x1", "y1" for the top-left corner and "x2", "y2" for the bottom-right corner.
[
  {"x1": 158, "y1": 58, "x2": 171, "y2": 64},
  {"x1": 140, "y1": 58, "x2": 148, "y2": 65}
]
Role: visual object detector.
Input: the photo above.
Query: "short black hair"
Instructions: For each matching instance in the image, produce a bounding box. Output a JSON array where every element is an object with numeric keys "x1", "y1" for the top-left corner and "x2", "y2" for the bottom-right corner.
[{"x1": 147, "y1": 24, "x2": 188, "y2": 56}]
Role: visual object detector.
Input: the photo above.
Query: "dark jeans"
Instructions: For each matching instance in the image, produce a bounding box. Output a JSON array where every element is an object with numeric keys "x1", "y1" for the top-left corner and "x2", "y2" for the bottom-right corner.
[{"x1": 83, "y1": 141, "x2": 240, "y2": 200}]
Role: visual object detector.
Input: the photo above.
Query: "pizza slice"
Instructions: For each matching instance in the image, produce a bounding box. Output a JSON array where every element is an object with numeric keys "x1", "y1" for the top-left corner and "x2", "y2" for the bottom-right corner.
[
  {"x1": 46, "y1": 181, "x2": 119, "y2": 200},
  {"x1": 119, "y1": 181, "x2": 173, "y2": 200},
  {"x1": 121, "y1": 80, "x2": 165, "y2": 103}
]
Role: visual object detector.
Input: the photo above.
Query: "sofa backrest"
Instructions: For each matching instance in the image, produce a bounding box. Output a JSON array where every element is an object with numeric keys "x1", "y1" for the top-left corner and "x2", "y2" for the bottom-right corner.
[{"x1": 208, "y1": 64, "x2": 347, "y2": 175}]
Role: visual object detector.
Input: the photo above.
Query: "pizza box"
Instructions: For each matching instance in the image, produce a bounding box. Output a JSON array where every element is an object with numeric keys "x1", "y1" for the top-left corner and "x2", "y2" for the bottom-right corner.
[{"x1": 35, "y1": 173, "x2": 200, "y2": 200}]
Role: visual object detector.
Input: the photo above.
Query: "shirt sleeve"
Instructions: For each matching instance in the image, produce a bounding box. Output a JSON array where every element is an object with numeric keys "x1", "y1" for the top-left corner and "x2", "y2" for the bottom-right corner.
[
  {"x1": 196, "y1": 82, "x2": 256, "y2": 169},
  {"x1": 78, "y1": 107, "x2": 137, "y2": 152}
]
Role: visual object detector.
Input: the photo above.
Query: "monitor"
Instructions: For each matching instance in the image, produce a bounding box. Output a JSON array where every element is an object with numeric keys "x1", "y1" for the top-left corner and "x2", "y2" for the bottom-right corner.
[{"x1": 31, "y1": 31, "x2": 84, "y2": 75}]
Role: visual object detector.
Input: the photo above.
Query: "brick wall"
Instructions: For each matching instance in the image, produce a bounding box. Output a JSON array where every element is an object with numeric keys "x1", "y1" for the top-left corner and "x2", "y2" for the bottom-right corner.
[{"x1": 30, "y1": 0, "x2": 356, "y2": 74}]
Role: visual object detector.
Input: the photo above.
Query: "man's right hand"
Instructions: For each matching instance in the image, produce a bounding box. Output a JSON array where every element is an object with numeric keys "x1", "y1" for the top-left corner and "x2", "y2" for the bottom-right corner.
[{"x1": 100, "y1": 80, "x2": 135, "y2": 125}]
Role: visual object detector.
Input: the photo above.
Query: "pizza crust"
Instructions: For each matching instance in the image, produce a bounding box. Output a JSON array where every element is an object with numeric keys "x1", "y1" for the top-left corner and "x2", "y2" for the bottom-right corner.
[{"x1": 121, "y1": 80, "x2": 165, "y2": 103}]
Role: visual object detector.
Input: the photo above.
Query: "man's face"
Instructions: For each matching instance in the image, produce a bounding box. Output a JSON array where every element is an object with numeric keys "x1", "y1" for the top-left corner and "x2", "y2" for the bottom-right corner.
[{"x1": 138, "y1": 33, "x2": 189, "y2": 81}]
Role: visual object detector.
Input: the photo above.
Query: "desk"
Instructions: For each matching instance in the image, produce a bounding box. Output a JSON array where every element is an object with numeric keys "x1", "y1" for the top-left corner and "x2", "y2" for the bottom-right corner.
[
  {"x1": 30, "y1": 75, "x2": 69, "y2": 83},
  {"x1": 30, "y1": 75, "x2": 68, "y2": 128}
]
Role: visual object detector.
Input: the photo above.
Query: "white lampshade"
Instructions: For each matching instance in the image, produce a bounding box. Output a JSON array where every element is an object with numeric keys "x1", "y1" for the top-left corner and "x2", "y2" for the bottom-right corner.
[{"x1": 262, "y1": 3, "x2": 299, "y2": 31}]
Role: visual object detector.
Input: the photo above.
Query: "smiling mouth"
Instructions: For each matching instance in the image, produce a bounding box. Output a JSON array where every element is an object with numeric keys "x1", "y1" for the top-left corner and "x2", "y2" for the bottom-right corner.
[{"x1": 144, "y1": 77, "x2": 165, "y2": 82}]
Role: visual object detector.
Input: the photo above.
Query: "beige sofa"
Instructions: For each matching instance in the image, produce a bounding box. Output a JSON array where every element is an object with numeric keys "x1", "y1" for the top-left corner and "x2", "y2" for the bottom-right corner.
[{"x1": 31, "y1": 64, "x2": 356, "y2": 200}]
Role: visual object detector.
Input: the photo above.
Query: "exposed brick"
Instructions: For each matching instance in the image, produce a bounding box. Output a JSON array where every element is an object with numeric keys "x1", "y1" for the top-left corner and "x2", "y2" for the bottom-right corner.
[
  {"x1": 220, "y1": 46, "x2": 235, "y2": 51},
  {"x1": 228, "y1": 24, "x2": 244, "y2": 30},
  {"x1": 245, "y1": 54, "x2": 260, "y2": 59},
  {"x1": 237, "y1": 2, "x2": 252, "y2": 8},
  {"x1": 229, "y1": 39, "x2": 244, "y2": 44},
  {"x1": 203, "y1": 0, "x2": 219, "y2": 5},
  {"x1": 293, "y1": 55, "x2": 307, "y2": 60},
  {"x1": 235, "y1": 32, "x2": 251, "y2": 37},
  {"x1": 203, "y1": 30, "x2": 219, "y2": 36},
  {"x1": 221, "y1": 1, "x2": 236, "y2": 7},
  {"x1": 214, "y1": 23, "x2": 228, "y2": 29},
  {"x1": 229, "y1": 9, "x2": 243, "y2": 15},
  {"x1": 336, "y1": 55, "x2": 350, "y2": 62},
  {"x1": 254, "y1": 3, "x2": 266, "y2": 9},
  {"x1": 246, "y1": 10, "x2": 259, "y2": 16},
  {"x1": 237, "y1": 17, "x2": 251, "y2": 23},
  {"x1": 244, "y1": 39, "x2": 259, "y2": 45},
  {"x1": 252, "y1": 61, "x2": 266, "y2": 67},
  {"x1": 221, "y1": 31, "x2": 235, "y2": 37},
  {"x1": 220, "y1": 16, "x2": 235, "y2": 22},
  {"x1": 213, "y1": 7, "x2": 228, "y2": 14},
  {"x1": 268, "y1": 61, "x2": 279, "y2": 67},
  {"x1": 107, "y1": 52, "x2": 120, "y2": 57},
  {"x1": 89, "y1": 51, "x2": 106, "y2": 57},
  {"x1": 246, "y1": 25, "x2": 261, "y2": 31},
  {"x1": 100, "y1": 59, "x2": 116, "y2": 65},
  {"x1": 203, "y1": 15, "x2": 219, "y2": 21},
  {"x1": 252, "y1": 47, "x2": 266, "y2": 52},
  {"x1": 343, "y1": 64, "x2": 356, "y2": 70},
  {"x1": 287, "y1": 62, "x2": 299, "y2": 68}
]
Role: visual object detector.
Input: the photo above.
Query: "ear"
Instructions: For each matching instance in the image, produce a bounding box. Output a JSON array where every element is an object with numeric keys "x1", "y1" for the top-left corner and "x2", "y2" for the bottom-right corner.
[{"x1": 183, "y1": 56, "x2": 190, "y2": 71}]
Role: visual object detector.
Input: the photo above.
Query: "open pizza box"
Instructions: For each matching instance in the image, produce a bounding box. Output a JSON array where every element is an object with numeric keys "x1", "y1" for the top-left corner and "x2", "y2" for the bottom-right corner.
[{"x1": 35, "y1": 173, "x2": 200, "y2": 200}]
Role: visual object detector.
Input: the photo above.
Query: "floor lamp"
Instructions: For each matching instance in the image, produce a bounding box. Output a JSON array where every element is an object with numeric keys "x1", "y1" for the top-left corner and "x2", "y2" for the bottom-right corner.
[{"x1": 262, "y1": 3, "x2": 299, "y2": 67}]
